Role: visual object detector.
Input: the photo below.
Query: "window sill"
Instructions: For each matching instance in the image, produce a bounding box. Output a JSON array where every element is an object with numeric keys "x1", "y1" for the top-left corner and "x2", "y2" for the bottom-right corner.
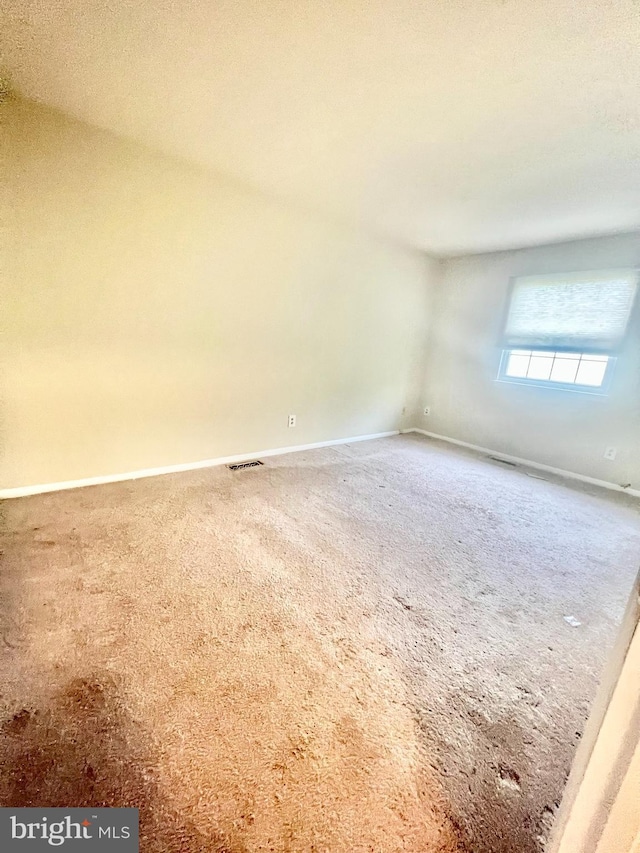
[{"x1": 495, "y1": 377, "x2": 608, "y2": 396}]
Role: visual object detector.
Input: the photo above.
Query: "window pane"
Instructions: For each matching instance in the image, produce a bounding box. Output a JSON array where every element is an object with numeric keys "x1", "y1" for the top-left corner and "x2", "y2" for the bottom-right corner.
[
  {"x1": 501, "y1": 349, "x2": 611, "y2": 390},
  {"x1": 527, "y1": 353, "x2": 554, "y2": 380},
  {"x1": 575, "y1": 359, "x2": 608, "y2": 387},
  {"x1": 550, "y1": 357, "x2": 580, "y2": 383},
  {"x1": 505, "y1": 353, "x2": 531, "y2": 378}
]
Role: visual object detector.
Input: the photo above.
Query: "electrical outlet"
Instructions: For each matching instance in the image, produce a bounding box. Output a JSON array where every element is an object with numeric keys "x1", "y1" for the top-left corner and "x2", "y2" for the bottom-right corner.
[
  {"x1": 423, "y1": 406, "x2": 431, "y2": 416},
  {"x1": 288, "y1": 414, "x2": 296, "y2": 428},
  {"x1": 604, "y1": 446, "x2": 617, "y2": 461}
]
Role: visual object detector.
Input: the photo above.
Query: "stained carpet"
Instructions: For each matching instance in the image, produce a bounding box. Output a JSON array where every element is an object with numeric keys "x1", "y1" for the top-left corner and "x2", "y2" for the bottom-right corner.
[{"x1": 1, "y1": 434, "x2": 639, "y2": 852}]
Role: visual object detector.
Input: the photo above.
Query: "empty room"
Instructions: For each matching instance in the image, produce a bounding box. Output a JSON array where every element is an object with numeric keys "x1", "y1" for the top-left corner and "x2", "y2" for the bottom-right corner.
[{"x1": 1, "y1": 2, "x2": 639, "y2": 852}]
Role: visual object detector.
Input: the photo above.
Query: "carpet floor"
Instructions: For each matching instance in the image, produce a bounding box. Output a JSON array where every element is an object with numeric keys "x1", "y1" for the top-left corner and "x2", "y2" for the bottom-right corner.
[{"x1": 1, "y1": 434, "x2": 639, "y2": 853}]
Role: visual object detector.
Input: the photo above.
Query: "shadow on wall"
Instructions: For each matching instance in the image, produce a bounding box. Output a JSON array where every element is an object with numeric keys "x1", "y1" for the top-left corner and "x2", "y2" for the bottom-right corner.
[{"x1": 0, "y1": 674, "x2": 244, "y2": 853}]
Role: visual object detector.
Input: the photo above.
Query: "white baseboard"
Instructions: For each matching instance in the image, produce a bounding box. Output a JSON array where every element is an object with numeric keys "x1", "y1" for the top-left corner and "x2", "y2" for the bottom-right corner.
[
  {"x1": 402, "y1": 428, "x2": 640, "y2": 499},
  {"x1": 0, "y1": 430, "x2": 399, "y2": 500}
]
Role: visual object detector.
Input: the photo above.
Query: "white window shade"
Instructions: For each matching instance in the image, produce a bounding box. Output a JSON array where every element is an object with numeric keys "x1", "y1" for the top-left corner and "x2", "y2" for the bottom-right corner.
[{"x1": 503, "y1": 269, "x2": 638, "y2": 353}]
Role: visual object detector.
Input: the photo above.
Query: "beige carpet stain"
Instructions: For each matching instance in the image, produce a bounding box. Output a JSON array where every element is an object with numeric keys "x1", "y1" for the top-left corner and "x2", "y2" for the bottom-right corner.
[{"x1": 2, "y1": 434, "x2": 639, "y2": 852}]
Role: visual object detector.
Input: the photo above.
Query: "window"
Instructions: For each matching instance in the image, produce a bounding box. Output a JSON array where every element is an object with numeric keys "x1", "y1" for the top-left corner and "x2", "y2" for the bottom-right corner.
[
  {"x1": 498, "y1": 269, "x2": 638, "y2": 393},
  {"x1": 499, "y1": 349, "x2": 614, "y2": 391}
]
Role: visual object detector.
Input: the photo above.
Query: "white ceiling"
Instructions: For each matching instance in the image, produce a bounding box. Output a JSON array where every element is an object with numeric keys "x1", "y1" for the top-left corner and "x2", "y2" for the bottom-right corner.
[{"x1": 3, "y1": 0, "x2": 640, "y2": 257}]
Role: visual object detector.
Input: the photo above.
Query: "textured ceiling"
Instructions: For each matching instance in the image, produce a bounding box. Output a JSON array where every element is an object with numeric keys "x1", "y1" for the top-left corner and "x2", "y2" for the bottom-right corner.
[{"x1": 2, "y1": 0, "x2": 640, "y2": 256}]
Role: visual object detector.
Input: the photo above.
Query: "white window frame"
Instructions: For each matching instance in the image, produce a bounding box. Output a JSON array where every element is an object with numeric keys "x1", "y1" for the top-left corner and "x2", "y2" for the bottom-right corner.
[{"x1": 497, "y1": 349, "x2": 617, "y2": 395}]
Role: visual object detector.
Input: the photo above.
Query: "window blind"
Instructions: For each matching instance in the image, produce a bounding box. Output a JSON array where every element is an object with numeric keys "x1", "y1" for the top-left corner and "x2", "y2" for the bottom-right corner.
[{"x1": 502, "y1": 269, "x2": 638, "y2": 353}]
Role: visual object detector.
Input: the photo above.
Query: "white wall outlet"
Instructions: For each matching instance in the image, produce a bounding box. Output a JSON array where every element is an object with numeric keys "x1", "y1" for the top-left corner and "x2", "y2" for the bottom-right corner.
[
  {"x1": 604, "y1": 446, "x2": 617, "y2": 461},
  {"x1": 423, "y1": 406, "x2": 431, "y2": 416},
  {"x1": 288, "y1": 414, "x2": 296, "y2": 428}
]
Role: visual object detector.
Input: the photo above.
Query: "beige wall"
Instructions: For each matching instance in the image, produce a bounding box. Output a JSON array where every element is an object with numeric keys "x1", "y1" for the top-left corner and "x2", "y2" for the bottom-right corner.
[
  {"x1": 415, "y1": 233, "x2": 640, "y2": 487},
  {"x1": 5, "y1": 96, "x2": 638, "y2": 492},
  {"x1": 1, "y1": 97, "x2": 434, "y2": 489}
]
